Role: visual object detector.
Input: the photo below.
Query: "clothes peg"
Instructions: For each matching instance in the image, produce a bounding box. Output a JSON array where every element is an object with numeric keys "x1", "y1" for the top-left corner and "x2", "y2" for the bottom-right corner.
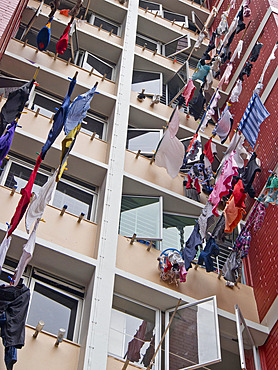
[
  {"x1": 98, "y1": 24, "x2": 103, "y2": 31},
  {"x1": 153, "y1": 49, "x2": 157, "y2": 56},
  {"x1": 60, "y1": 205, "x2": 68, "y2": 216},
  {"x1": 142, "y1": 43, "x2": 147, "y2": 51},
  {"x1": 145, "y1": 7, "x2": 149, "y2": 12},
  {"x1": 171, "y1": 19, "x2": 176, "y2": 25},
  {"x1": 33, "y1": 321, "x2": 45, "y2": 338},
  {"x1": 77, "y1": 212, "x2": 85, "y2": 223},
  {"x1": 35, "y1": 108, "x2": 40, "y2": 117},
  {"x1": 194, "y1": 264, "x2": 199, "y2": 270},
  {"x1": 73, "y1": 71, "x2": 78, "y2": 80},
  {"x1": 67, "y1": 57, "x2": 71, "y2": 65},
  {"x1": 90, "y1": 132, "x2": 96, "y2": 141},
  {"x1": 150, "y1": 155, "x2": 155, "y2": 164},
  {"x1": 218, "y1": 270, "x2": 222, "y2": 279},
  {"x1": 55, "y1": 329, "x2": 66, "y2": 347},
  {"x1": 0, "y1": 93, "x2": 3, "y2": 102},
  {"x1": 23, "y1": 39, "x2": 28, "y2": 47},
  {"x1": 147, "y1": 241, "x2": 153, "y2": 251},
  {"x1": 35, "y1": 48, "x2": 39, "y2": 53},
  {"x1": 39, "y1": 218, "x2": 46, "y2": 223},
  {"x1": 135, "y1": 150, "x2": 141, "y2": 159},
  {"x1": 154, "y1": 11, "x2": 158, "y2": 17},
  {"x1": 49, "y1": 114, "x2": 54, "y2": 124},
  {"x1": 109, "y1": 29, "x2": 113, "y2": 36},
  {"x1": 89, "y1": 67, "x2": 94, "y2": 76},
  {"x1": 54, "y1": 53, "x2": 58, "y2": 61},
  {"x1": 10, "y1": 186, "x2": 17, "y2": 196},
  {"x1": 101, "y1": 73, "x2": 107, "y2": 81},
  {"x1": 130, "y1": 233, "x2": 137, "y2": 245}
]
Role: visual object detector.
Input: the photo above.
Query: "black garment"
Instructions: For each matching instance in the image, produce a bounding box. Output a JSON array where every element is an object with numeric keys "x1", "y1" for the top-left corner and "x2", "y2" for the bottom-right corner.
[
  {"x1": 197, "y1": 237, "x2": 219, "y2": 272},
  {"x1": 240, "y1": 152, "x2": 261, "y2": 197},
  {"x1": 0, "y1": 284, "x2": 30, "y2": 348},
  {"x1": 189, "y1": 89, "x2": 206, "y2": 121},
  {"x1": 5, "y1": 346, "x2": 17, "y2": 370},
  {"x1": 220, "y1": 45, "x2": 231, "y2": 64},
  {"x1": 249, "y1": 43, "x2": 263, "y2": 62},
  {"x1": 236, "y1": 7, "x2": 246, "y2": 34},
  {"x1": 239, "y1": 61, "x2": 253, "y2": 81},
  {"x1": 211, "y1": 214, "x2": 226, "y2": 242},
  {"x1": 206, "y1": 31, "x2": 216, "y2": 53},
  {"x1": 182, "y1": 223, "x2": 202, "y2": 270},
  {"x1": 142, "y1": 335, "x2": 155, "y2": 367},
  {"x1": 0, "y1": 80, "x2": 34, "y2": 136},
  {"x1": 222, "y1": 250, "x2": 241, "y2": 282}
]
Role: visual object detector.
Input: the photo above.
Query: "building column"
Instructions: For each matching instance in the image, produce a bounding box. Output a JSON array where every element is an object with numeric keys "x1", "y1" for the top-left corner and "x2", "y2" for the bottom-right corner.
[{"x1": 82, "y1": 1, "x2": 139, "y2": 369}]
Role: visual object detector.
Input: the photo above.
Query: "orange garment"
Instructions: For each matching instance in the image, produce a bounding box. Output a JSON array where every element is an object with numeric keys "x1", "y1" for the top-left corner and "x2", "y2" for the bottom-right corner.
[
  {"x1": 60, "y1": 9, "x2": 70, "y2": 16},
  {"x1": 224, "y1": 195, "x2": 246, "y2": 233}
]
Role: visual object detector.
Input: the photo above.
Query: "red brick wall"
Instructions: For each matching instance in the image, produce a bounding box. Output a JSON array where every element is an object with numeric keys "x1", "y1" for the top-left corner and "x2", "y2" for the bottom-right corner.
[
  {"x1": 259, "y1": 321, "x2": 278, "y2": 369},
  {"x1": 0, "y1": 0, "x2": 28, "y2": 59}
]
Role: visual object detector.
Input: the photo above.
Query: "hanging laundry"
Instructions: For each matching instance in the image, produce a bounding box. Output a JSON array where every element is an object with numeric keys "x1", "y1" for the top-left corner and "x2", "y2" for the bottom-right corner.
[
  {"x1": 216, "y1": 12, "x2": 228, "y2": 36},
  {"x1": 13, "y1": 219, "x2": 40, "y2": 287},
  {"x1": 230, "y1": 79, "x2": 242, "y2": 103},
  {"x1": 239, "y1": 61, "x2": 253, "y2": 81},
  {"x1": 224, "y1": 194, "x2": 246, "y2": 233},
  {"x1": 211, "y1": 213, "x2": 226, "y2": 242},
  {"x1": 264, "y1": 176, "x2": 278, "y2": 205},
  {"x1": 203, "y1": 138, "x2": 214, "y2": 164},
  {"x1": 243, "y1": 0, "x2": 251, "y2": 17},
  {"x1": 236, "y1": 7, "x2": 245, "y2": 34},
  {"x1": 205, "y1": 31, "x2": 217, "y2": 54},
  {"x1": 56, "y1": 123, "x2": 82, "y2": 182},
  {"x1": 222, "y1": 250, "x2": 241, "y2": 282},
  {"x1": 257, "y1": 43, "x2": 278, "y2": 87},
  {"x1": 231, "y1": 40, "x2": 244, "y2": 62},
  {"x1": 125, "y1": 321, "x2": 147, "y2": 363},
  {"x1": 240, "y1": 152, "x2": 261, "y2": 197},
  {"x1": 197, "y1": 237, "x2": 219, "y2": 272},
  {"x1": 182, "y1": 223, "x2": 202, "y2": 270},
  {"x1": 189, "y1": 88, "x2": 206, "y2": 121},
  {"x1": 211, "y1": 55, "x2": 221, "y2": 78},
  {"x1": 194, "y1": 32, "x2": 206, "y2": 49},
  {"x1": 41, "y1": 76, "x2": 77, "y2": 159},
  {"x1": 186, "y1": 134, "x2": 202, "y2": 161},
  {"x1": 212, "y1": 104, "x2": 233, "y2": 144},
  {"x1": 238, "y1": 93, "x2": 270, "y2": 149},
  {"x1": 184, "y1": 175, "x2": 200, "y2": 202},
  {"x1": 209, "y1": 151, "x2": 238, "y2": 216},
  {"x1": 141, "y1": 335, "x2": 155, "y2": 367},
  {"x1": 203, "y1": 69, "x2": 213, "y2": 91},
  {"x1": 244, "y1": 201, "x2": 266, "y2": 232},
  {"x1": 155, "y1": 107, "x2": 185, "y2": 178},
  {"x1": 0, "y1": 284, "x2": 30, "y2": 369},
  {"x1": 233, "y1": 229, "x2": 251, "y2": 258},
  {"x1": 64, "y1": 83, "x2": 97, "y2": 135},
  {"x1": 37, "y1": 19, "x2": 52, "y2": 51},
  {"x1": 8, "y1": 154, "x2": 42, "y2": 237},
  {"x1": 182, "y1": 79, "x2": 196, "y2": 106},
  {"x1": 191, "y1": 60, "x2": 211, "y2": 82},
  {"x1": 249, "y1": 42, "x2": 263, "y2": 63},
  {"x1": 158, "y1": 250, "x2": 186, "y2": 284},
  {"x1": 0, "y1": 80, "x2": 34, "y2": 136},
  {"x1": 25, "y1": 170, "x2": 57, "y2": 233},
  {"x1": 69, "y1": 0, "x2": 83, "y2": 17},
  {"x1": 0, "y1": 233, "x2": 12, "y2": 271},
  {"x1": 219, "y1": 63, "x2": 233, "y2": 87},
  {"x1": 200, "y1": 91, "x2": 221, "y2": 132},
  {"x1": 198, "y1": 201, "x2": 214, "y2": 240},
  {"x1": 56, "y1": 18, "x2": 73, "y2": 55},
  {"x1": 0, "y1": 121, "x2": 16, "y2": 166}
]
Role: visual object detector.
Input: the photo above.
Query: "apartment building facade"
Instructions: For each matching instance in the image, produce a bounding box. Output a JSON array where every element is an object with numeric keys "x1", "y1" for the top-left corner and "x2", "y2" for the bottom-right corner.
[{"x1": 0, "y1": 0, "x2": 277, "y2": 369}]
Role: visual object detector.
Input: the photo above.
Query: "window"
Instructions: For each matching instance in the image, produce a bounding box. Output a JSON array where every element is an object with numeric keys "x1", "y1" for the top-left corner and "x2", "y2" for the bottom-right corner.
[
  {"x1": 163, "y1": 213, "x2": 196, "y2": 251},
  {"x1": 127, "y1": 129, "x2": 162, "y2": 156},
  {"x1": 132, "y1": 70, "x2": 163, "y2": 96},
  {"x1": 119, "y1": 196, "x2": 162, "y2": 243},
  {"x1": 0, "y1": 156, "x2": 97, "y2": 222},
  {"x1": 0, "y1": 263, "x2": 84, "y2": 343},
  {"x1": 139, "y1": 0, "x2": 163, "y2": 15},
  {"x1": 29, "y1": 91, "x2": 107, "y2": 139},
  {"x1": 136, "y1": 34, "x2": 161, "y2": 53},
  {"x1": 81, "y1": 52, "x2": 115, "y2": 80},
  {"x1": 109, "y1": 295, "x2": 157, "y2": 368},
  {"x1": 88, "y1": 14, "x2": 120, "y2": 35},
  {"x1": 163, "y1": 11, "x2": 188, "y2": 27}
]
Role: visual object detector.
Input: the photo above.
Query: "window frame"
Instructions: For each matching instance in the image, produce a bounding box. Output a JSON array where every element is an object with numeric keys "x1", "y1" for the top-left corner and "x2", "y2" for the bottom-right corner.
[
  {"x1": 139, "y1": 0, "x2": 163, "y2": 16},
  {"x1": 132, "y1": 69, "x2": 163, "y2": 96},
  {"x1": 81, "y1": 51, "x2": 115, "y2": 81},
  {"x1": 136, "y1": 33, "x2": 162, "y2": 54},
  {"x1": 88, "y1": 13, "x2": 121, "y2": 36},
  {"x1": 162, "y1": 10, "x2": 189, "y2": 28},
  {"x1": 127, "y1": 128, "x2": 163, "y2": 156}
]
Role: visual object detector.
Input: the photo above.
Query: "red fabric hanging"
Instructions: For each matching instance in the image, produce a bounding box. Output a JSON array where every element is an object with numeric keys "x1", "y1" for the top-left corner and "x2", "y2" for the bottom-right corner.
[
  {"x1": 56, "y1": 23, "x2": 71, "y2": 55},
  {"x1": 8, "y1": 154, "x2": 42, "y2": 237},
  {"x1": 203, "y1": 138, "x2": 214, "y2": 163}
]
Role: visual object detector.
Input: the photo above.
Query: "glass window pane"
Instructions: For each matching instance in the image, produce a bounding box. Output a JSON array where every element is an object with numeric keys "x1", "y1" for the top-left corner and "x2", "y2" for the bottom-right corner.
[
  {"x1": 27, "y1": 283, "x2": 78, "y2": 341},
  {"x1": 163, "y1": 213, "x2": 196, "y2": 251},
  {"x1": 139, "y1": 0, "x2": 160, "y2": 11},
  {"x1": 109, "y1": 296, "x2": 155, "y2": 367},
  {"x1": 53, "y1": 181, "x2": 94, "y2": 220},
  {"x1": 136, "y1": 35, "x2": 157, "y2": 52},
  {"x1": 85, "y1": 54, "x2": 113, "y2": 80},
  {"x1": 4, "y1": 163, "x2": 48, "y2": 193},
  {"x1": 127, "y1": 130, "x2": 161, "y2": 154},
  {"x1": 168, "y1": 299, "x2": 220, "y2": 369},
  {"x1": 132, "y1": 71, "x2": 162, "y2": 95},
  {"x1": 119, "y1": 196, "x2": 161, "y2": 239},
  {"x1": 163, "y1": 11, "x2": 186, "y2": 23},
  {"x1": 93, "y1": 17, "x2": 118, "y2": 35},
  {"x1": 82, "y1": 115, "x2": 104, "y2": 138},
  {"x1": 31, "y1": 94, "x2": 61, "y2": 118}
]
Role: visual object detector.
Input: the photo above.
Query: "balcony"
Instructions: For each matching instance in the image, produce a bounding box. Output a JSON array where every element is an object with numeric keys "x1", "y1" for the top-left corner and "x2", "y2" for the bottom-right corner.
[
  {"x1": 1, "y1": 38, "x2": 117, "y2": 117},
  {"x1": 24, "y1": 0, "x2": 123, "y2": 65},
  {"x1": 0, "y1": 186, "x2": 98, "y2": 283},
  {"x1": 0, "y1": 326, "x2": 80, "y2": 370}
]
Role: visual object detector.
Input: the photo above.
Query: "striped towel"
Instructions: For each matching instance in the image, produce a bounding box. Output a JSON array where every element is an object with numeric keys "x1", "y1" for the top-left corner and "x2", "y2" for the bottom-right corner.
[{"x1": 238, "y1": 93, "x2": 270, "y2": 148}]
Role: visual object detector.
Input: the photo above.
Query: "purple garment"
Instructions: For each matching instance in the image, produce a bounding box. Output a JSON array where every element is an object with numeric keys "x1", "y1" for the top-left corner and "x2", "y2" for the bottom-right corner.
[
  {"x1": 126, "y1": 321, "x2": 147, "y2": 362},
  {"x1": 0, "y1": 121, "x2": 16, "y2": 166},
  {"x1": 182, "y1": 223, "x2": 202, "y2": 270}
]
